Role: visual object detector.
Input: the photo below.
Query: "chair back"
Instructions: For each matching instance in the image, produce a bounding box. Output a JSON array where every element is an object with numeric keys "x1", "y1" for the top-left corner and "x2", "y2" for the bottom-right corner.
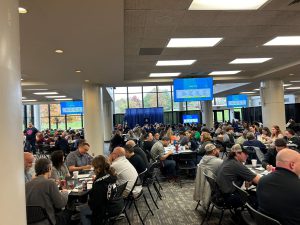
[
  {"x1": 203, "y1": 172, "x2": 217, "y2": 195},
  {"x1": 203, "y1": 171, "x2": 225, "y2": 207},
  {"x1": 232, "y1": 181, "x2": 250, "y2": 205},
  {"x1": 26, "y1": 205, "x2": 54, "y2": 225},
  {"x1": 178, "y1": 151, "x2": 197, "y2": 162},
  {"x1": 137, "y1": 169, "x2": 148, "y2": 185},
  {"x1": 112, "y1": 181, "x2": 128, "y2": 200},
  {"x1": 245, "y1": 203, "x2": 281, "y2": 225}
]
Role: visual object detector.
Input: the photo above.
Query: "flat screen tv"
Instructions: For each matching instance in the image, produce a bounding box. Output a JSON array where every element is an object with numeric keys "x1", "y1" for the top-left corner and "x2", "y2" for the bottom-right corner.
[
  {"x1": 183, "y1": 114, "x2": 199, "y2": 124},
  {"x1": 60, "y1": 101, "x2": 83, "y2": 115},
  {"x1": 173, "y1": 77, "x2": 213, "y2": 102},
  {"x1": 226, "y1": 94, "x2": 248, "y2": 108}
]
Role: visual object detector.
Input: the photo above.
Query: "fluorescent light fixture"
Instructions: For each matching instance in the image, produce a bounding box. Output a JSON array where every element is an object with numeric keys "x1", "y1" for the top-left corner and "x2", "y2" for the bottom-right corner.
[
  {"x1": 264, "y1": 36, "x2": 300, "y2": 46},
  {"x1": 55, "y1": 49, "x2": 64, "y2": 53},
  {"x1": 45, "y1": 96, "x2": 66, "y2": 98},
  {"x1": 33, "y1": 92, "x2": 58, "y2": 95},
  {"x1": 22, "y1": 100, "x2": 37, "y2": 102},
  {"x1": 24, "y1": 89, "x2": 48, "y2": 91},
  {"x1": 75, "y1": 70, "x2": 82, "y2": 73},
  {"x1": 21, "y1": 78, "x2": 24, "y2": 81},
  {"x1": 167, "y1": 38, "x2": 222, "y2": 48},
  {"x1": 289, "y1": 74, "x2": 295, "y2": 76},
  {"x1": 156, "y1": 60, "x2": 196, "y2": 66},
  {"x1": 230, "y1": 58, "x2": 272, "y2": 64},
  {"x1": 84, "y1": 80, "x2": 90, "y2": 82},
  {"x1": 285, "y1": 87, "x2": 300, "y2": 90},
  {"x1": 54, "y1": 98, "x2": 73, "y2": 101},
  {"x1": 22, "y1": 97, "x2": 26, "y2": 99},
  {"x1": 149, "y1": 73, "x2": 181, "y2": 77},
  {"x1": 283, "y1": 84, "x2": 292, "y2": 87},
  {"x1": 209, "y1": 70, "x2": 241, "y2": 75},
  {"x1": 240, "y1": 91, "x2": 256, "y2": 94},
  {"x1": 189, "y1": 0, "x2": 271, "y2": 10},
  {"x1": 254, "y1": 89, "x2": 260, "y2": 91},
  {"x1": 290, "y1": 81, "x2": 300, "y2": 83},
  {"x1": 18, "y1": 7, "x2": 28, "y2": 14}
]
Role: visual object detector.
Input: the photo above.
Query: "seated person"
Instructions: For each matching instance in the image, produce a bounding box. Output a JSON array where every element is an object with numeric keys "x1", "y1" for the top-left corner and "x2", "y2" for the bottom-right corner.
[
  {"x1": 50, "y1": 150, "x2": 70, "y2": 180},
  {"x1": 285, "y1": 128, "x2": 300, "y2": 152},
  {"x1": 216, "y1": 144, "x2": 260, "y2": 208},
  {"x1": 26, "y1": 158, "x2": 70, "y2": 225},
  {"x1": 80, "y1": 155, "x2": 124, "y2": 225},
  {"x1": 262, "y1": 138, "x2": 287, "y2": 171},
  {"x1": 151, "y1": 136, "x2": 176, "y2": 178},
  {"x1": 142, "y1": 132, "x2": 155, "y2": 161},
  {"x1": 124, "y1": 144, "x2": 147, "y2": 174},
  {"x1": 257, "y1": 149, "x2": 300, "y2": 225},
  {"x1": 243, "y1": 132, "x2": 267, "y2": 162},
  {"x1": 178, "y1": 131, "x2": 189, "y2": 146},
  {"x1": 222, "y1": 126, "x2": 235, "y2": 148},
  {"x1": 66, "y1": 140, "x2": 93, "y2": 174},
  {"x1": 108, "y1": 147, "x2": 141, "y2": 197},
  {"x1": 126, "y1": 140, "x2": 149, "y2": 167},
  {"x1": 24, "y1": 152, "x2": 34, "y2": 183},
  {"x1": 198, "y1": 132, "x2": 213, "y2": 156},
  {"x1": 235, "y1": 130, "x2": 248, "y2": 146}
]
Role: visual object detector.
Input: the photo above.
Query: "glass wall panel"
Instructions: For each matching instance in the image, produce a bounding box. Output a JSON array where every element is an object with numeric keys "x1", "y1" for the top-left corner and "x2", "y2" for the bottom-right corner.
[
  {"x1": 128, "y1": 86, "x2": 142, "y2": 93},
  {"x1": 143, "y1": 86, "x2": 157, "y2": 92},
  {"x1": 143, "y1": 92, "x2": 157, "y2": 108},
  {"x1": 40, "y1": 104, "x2": 49, "y2": 130},
  {"x1": 158, "y1": 92, "x2": 172, "y2": 111},
  {"x1": 67, "y1": 115, "x2": 82, "y2": 129},
  {"x1": 114, "y1": 87, "x2": 127, "y2": 94},
  {"x1": 187, "y1": 101, "x2": 201, "y2": 111},
  {"x1": 158, "y1": 85, "x2": 171, "y2": 92},
  {"x1": 129, "y1": 93, "x2": 142, "y2": 108},
  {"x1": 114, "y1": 94, "x2": 128, "y2": 113},
  {"x1": 214, "y1": 97, "x2": 227, "y2": 106},
  {"x1": 50, "y1": 116, "x2": 65, "y2": 130}
]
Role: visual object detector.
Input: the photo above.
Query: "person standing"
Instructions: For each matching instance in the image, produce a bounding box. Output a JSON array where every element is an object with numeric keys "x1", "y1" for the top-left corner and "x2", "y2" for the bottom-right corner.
[{"x1": 24, "y1": 122, "x2": 38, "y2": 153}]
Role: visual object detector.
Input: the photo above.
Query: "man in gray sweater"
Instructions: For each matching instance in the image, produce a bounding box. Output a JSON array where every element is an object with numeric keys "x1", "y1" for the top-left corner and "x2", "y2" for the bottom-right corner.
[{"x1": 26, "y1": 158, "x2": 70, "y2": 225}]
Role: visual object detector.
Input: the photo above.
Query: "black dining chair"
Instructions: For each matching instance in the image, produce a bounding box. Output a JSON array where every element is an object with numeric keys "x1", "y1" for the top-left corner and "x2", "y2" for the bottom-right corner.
[
  {"x1": 232, "y1": 181, "x2": 250, "y2": 208},
  {"x1": 26, "y1": 205, "x2": 54, "y2": 225},
  {"x1": 177, "y1": 151, "x2": 197, "y2": 187},
  {"x1": 245, "y1": 203, "x2": 282, "y2": 225}
]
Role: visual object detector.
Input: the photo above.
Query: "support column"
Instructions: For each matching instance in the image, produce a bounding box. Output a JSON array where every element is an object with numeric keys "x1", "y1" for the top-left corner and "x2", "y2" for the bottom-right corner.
[
  {"x1": 0, "y1": 0, "x2": 26, "y2": 224},
  {"x1": 103, "y1": 100, "x2": 113, "y2": 141},
  {"x1": 33, "y1": 105, "x2": 41, "y2": 130},
  {"x1": 82, "y1": 83, "x2": 104, "y2": 156},
  {"x1": 202, "y1": 101, "x2": 213, "y2": 129},
  {"x1": 260, "y1": 79, "x2": 286, "y2": 131}
]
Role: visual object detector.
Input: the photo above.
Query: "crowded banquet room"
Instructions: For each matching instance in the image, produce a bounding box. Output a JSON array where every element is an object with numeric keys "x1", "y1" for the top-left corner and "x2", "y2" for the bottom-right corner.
[{"x1": 3, "y1": 0, "x2": 300, "y2": 225}]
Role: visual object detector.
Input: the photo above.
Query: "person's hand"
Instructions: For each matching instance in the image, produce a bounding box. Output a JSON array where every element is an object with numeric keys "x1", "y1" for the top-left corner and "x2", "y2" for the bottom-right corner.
[
  {"x1": 266, "y1": 165, "x2": 273, "y2": 172},
  {"x1": 81, "y1": 165, "x2": 92, "y2": 170},
  {"x1": 168, "y1": 150, "x2": 173, "y2": 155},
  {"x1": 245, "y1": 181, "x2": 252, "y2": 189}
]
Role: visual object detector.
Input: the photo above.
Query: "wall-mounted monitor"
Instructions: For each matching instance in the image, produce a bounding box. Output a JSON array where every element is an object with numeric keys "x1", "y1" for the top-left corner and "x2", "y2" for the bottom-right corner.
[
  {"x1": 173, "y1": 77, "x2": 213, "y2": 102},
  {"x1": 183, "y1": 114, "x2": 199, "y2": 124},
  {"x1": 226, "y1": 94, "x2": 248, "y2": 108},
  {"x1": 60, "y1": 101, "x2": 83, "y2": 115}
]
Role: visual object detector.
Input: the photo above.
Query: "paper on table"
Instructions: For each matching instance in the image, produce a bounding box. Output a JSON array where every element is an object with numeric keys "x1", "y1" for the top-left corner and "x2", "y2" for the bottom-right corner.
[
  {"x1": 73, "y1": 174, "x2": 90, "y2": 179},
  {"x1": 255, "y1": 167, "x2": 265, "y2": 171}
]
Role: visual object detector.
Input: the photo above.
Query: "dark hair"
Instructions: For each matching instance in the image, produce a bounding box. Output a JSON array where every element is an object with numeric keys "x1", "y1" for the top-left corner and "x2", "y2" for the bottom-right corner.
[
  {"x1": 124, "y1": 144, "x2": 134, "y2": 153},
  {"x1": 78, "y1": 139, "x2": 90, "y2": 147},
  {"x1": 246, "y1": 132, "x2": 255, "y2": 140},
  {"x1": 262, "y1": 127, "x2": 271, "y2": 137},
  {"x1": 161, "y1": 136, "x2": 170, "y2": 141},
  {"x1": 274, "y1": 138, "x2": 287, "y2": 147},
  {"x1": 51, "y1": 150, "x2": 64, "y2": 169},
  {"x1": 201, "y1": 128, "x2": 210, "y2": 133},
  {"x1": 286, "y1": 128, "x2": 295, "y2": 136},
  {"x1": 35, "y1": 158, "x2": 52, "y2": 176},
  {"x1": 92, "y1": 155, "x2": 115, "y2": 177}
]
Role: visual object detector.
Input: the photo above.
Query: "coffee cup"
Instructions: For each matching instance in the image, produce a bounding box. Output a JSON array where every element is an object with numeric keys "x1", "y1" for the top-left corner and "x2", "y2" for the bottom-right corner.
[
  {"x1": 73, "y1": 171, "x2": 79, "y2": 179},
  {"x1": 251, "y1": 159, "x2": 257, "y2": 168}
]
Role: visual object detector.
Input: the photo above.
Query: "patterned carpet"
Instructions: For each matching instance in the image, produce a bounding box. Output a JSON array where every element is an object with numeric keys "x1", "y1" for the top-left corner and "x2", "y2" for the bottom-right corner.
[{"x1": 115, "y1": 179, "x2": 235, "y2": 225}]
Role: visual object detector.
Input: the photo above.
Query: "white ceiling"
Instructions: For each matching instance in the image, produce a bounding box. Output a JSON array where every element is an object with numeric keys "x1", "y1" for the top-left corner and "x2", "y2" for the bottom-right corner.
[{"x1": 19, "y1": 0, "x2": 300, "y2": 102}]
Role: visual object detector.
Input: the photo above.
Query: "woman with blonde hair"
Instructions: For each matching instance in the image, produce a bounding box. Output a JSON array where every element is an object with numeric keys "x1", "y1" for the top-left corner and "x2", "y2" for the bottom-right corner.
[{"x1": 271, "y1": 125, "x2": 284, "y2": 142}]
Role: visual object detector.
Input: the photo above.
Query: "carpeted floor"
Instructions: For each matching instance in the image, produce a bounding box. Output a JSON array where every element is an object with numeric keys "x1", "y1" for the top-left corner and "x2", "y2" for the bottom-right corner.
[{"x1": 114, "y1": 179, "x2": 235, "y2": 225}]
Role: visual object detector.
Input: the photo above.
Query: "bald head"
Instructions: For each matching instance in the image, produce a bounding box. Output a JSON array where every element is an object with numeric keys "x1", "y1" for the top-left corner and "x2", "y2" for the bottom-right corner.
[
  {"x1": 126, "y1": 140, "x2": 135, "y2": 147},
  {"x1": 24, "y1": 152, "x2": 34, "y2": 171},
  {"x1": 112, "y1": 147, "x2": 125, "y2": 159},
  {"x1": 276, "y1": 148, "x2": 300, "y2": 176}
]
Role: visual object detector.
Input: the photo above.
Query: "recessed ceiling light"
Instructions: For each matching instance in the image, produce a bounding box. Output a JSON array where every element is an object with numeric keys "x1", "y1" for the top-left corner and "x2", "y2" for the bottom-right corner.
[
  {"x1": 54, "y1": 98, "x2": 73, "y2": 101},
  {"x1": 254, "y1": 89, "x2": 260, "y2": 91},
  {"x1": 156, "y1": 60, "x2": 196, "y2": 66},
  {"x1": 149, "y1": 73, "x2": 181, "y2": 77},
  {"x1": 286, "y1": 87, "x2": 300, "y2": 90},
  {"x1": 24, "y1": 89, "x2": 49, "y2": 91},
  {"x1": 75, "y1": 70, "x2": 82, "y2": 73},
  {"x1": 283, "y1": 84, "x2": 292, "y2": 87},
  {"x1": 230, "y1": 58, "x2": 272, "y2": 64},
  {"x1": 33, "y1": 92, "x2": 58, "y2": 95},
  {"x1": 55, "y1": 49, "x2": 64, "y2": 54},
  {"x1": 22, "y1": 100, "x2": 37, "y2": 102},
  {"x1": 209, "y1": 70, "x2": 241, "y2": 75},
  {"x1": 22, "y1": 97, "x2": 26, "y2": 99},
  {"x1": 188, "y1": 0, "x2": 271, "y2": 10},
  {"x1": 289, "y1": 74, "x2": 295, "y2": 76},
  {"x1": 45, "y1": 96, "x2": 66, "y2": 98},
  {"x1": 240, "y1": 91, "x2": 256, "y2": 94},
  {"x1": 290, "y1": 81, "x2": 300, "y2": 83},
  {"x1": 84, "y1": 80, "x2": 90, "y2": 82},
  {"x1": 18, "y1": 7, "x2": 28, "y2": 14},
  {"x1": 167, "y1": 38, "x2": 223, "y2": 48},
  {"x1": 264, "y1": 36, "x2": 300, "y2": 46}
]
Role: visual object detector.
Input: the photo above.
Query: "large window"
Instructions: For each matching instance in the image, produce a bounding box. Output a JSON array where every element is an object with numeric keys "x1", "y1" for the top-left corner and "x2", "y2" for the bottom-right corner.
[
  {"x1": 114, "y1": 94, "x2": 128, "y2": 113},
  {"x1": 67, "y1": 115, "x2": 82, "y2": 129},
  {"x1": 40, "y1": 104, "x2": 49, "y2": 130}
]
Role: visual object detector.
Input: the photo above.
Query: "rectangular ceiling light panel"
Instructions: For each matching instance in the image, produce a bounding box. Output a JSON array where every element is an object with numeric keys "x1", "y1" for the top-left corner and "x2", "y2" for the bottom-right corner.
[
  {"x1": 189, "y1": 0, "x2": 271, "y2": 10},
  {"x1": 230, "y1": 58, "x2": 272, "y2": 64},
  {"x1": 264, "y1": 36, "x2": 300, "y2": 46},
  {"x1": 149, "y1": 73, "x2": 181, "y2": 77},
  {"x1": 156, "y1": 60, "x2": 196, "y2": 66},
  {"x1": 33, "y1": 92, "x2": 58, "y2": 95},
  {"x1": 167, "y1": 38, "x2": 222, "y2": 48},
  {"x1": 209, "y1": 70, "x2": 241, "y2": 75}
]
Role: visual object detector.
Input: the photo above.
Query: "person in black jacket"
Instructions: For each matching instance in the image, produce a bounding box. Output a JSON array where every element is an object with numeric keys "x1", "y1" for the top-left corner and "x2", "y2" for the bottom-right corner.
[
  {"x1": 262, "y1": 138, "x2": 287, "y2": 171},
  {"x1": 80, "y1": 155, "x2": 124, "y2": 225}
]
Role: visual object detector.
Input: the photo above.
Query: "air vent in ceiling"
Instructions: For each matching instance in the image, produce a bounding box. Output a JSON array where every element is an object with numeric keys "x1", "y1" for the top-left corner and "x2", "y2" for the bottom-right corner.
[{"x1": 139, "y1": 48, "x2": 163, "y2": 55}]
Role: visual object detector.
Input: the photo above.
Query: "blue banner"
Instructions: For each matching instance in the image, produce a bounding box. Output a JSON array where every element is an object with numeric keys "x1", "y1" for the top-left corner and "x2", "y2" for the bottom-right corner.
[
  {"x1": 60, "y1": 101, "x2": 83, "y2": 115},
  {"x1": 227, "y1": 95, "x2": 248, "y2": 108}
]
